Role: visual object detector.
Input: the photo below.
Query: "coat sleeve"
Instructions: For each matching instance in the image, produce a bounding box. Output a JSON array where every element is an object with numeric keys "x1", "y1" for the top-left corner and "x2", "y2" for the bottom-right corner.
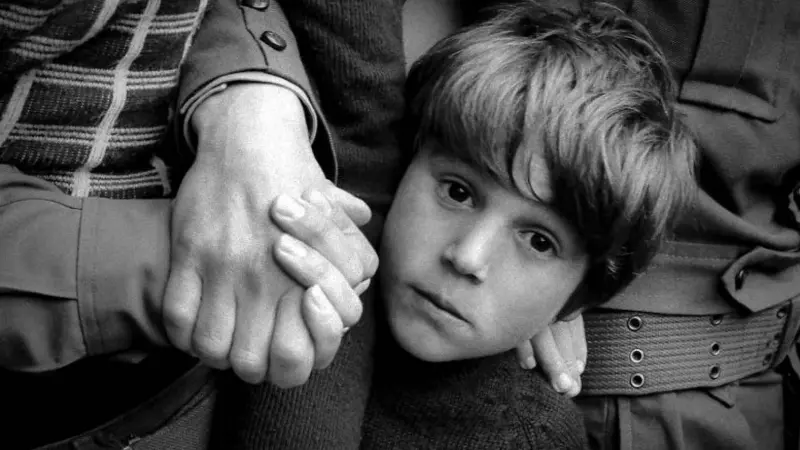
[
  {"x1": 177, "y1": 0, "x2": 337, "y2": 180},
  {"x1": 0, "y1": 165, "x2": 171, "y2": 372}
]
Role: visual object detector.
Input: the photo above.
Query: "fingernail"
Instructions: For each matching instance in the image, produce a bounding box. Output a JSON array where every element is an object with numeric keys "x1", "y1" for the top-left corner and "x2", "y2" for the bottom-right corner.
[
  {"x1": 576, "y1": 360, "x2": 585, "y2": 374},
  {"x1": 308, "y1": 190, "x2": 332, "y2": 216},
  {"x1": 274, "y1": 195, "x2": 305, "y2": 220},
  {"x1": 308, "y1": 285, "x2": 328, "y2": 311},
  {"x1": 355, "y1": 278, "x2": 371, "y2": 295},
  {"x1": 555, "y1": 373, "x2": 573, "y2": 392},
  {"x1": 521, "y1": 356, "x2": 536, "y2": 370},
  {"x1": 278, "y1": 235, "x2": 306, "y2": 258}
]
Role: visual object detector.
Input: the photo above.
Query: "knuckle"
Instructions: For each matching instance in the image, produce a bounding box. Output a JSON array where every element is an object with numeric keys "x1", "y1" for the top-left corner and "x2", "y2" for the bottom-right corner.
[
  {"x1": 271, "y1": 339, "x2": 309, "y2": 371},
  {"x1": 269, "y1": 351, "x2": 311, "y2": 389},
  {"x1": 171, "y1": 226, "x2": 213, "y2": 261},
  {"x1": 230, "y1": 350, "x2": 267, "y2": 384},
  {"x1": 162, "y1": 305, "x2": 194, "y2": 342},
  {"x1": 306, "y1": 256, "x2": 331, "y2": 281},
  {"x1": 192, "y1": 333, "x2": 230, "y2": 367},
  {"x1": 302, "y1": 207, "x2": 330, "y2": 238}
]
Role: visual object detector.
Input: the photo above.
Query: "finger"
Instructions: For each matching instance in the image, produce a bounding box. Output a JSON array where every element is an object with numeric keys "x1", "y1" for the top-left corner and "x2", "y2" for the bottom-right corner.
[
  {"x1": 271, "y1": 194, "x2": 368, "y2": 286},
  {"x1": 531, "y1": 328, "x2": 576, "y2": 396},
  {"x1": 274, "y1": 234, "x2": 363, "y2": 327},
  {"x1": 515, "y1": 340, "x2": 537, "y2": 370},
  {"x1": 551, "y1": 321, "x2": 578, "y2": 374},
  {"x1": 269, "y1": 287, "x2": 315, "y2": 388},
  {"x1": 312, "y1": 190, "x2": 378, "y2": 281},
  {"x1": 551, "y1": 321, "x2": 581, "y2": 397},
  {"x1": 302, "y1": 285, "x2": 345, "y2": 370},
  {"x1": 571, "y1": 315, "x2": 587, "y2": 374},
  {"x1": 228, "y1": 280, "x2": 278, "y2": 384},
  {"x1": 162, "y1": 264, "x2": 203, "y2": 352},
  {"x1": 320, "y1": 181, "x2": 371, "y2": 226},
  {"x1": 190, "y1": 278, "x2": 236, "y2": 370}
]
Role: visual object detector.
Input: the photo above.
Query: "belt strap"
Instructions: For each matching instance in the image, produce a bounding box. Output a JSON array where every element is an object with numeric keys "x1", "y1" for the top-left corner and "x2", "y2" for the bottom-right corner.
[
  {"x1": 582, "y1": 303, "x2": 792, "y2": 396},
  {"x1": 38, "y1": 363, "x2": 214, "y2": 450}
]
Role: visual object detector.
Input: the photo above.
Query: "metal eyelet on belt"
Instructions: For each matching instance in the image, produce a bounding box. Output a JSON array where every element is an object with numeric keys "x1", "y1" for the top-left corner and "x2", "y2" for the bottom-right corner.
[
  {"x1": 630, "y1": 348, "x2": 644, "y2": 363},
  {"x1": 627, "y1": 316, "x2": 643, "y2": 331},
  {"x1": 710, "y1": 315, "x2": 723, "y2": 326},
  {"x1": 709, "y1": 365, "x2": 721, "y2": 380},
  {"x1": 777, "y1": 307, "x2": 788, "y2": 319},
  {"x1": 630, "y1": 373, "x2": 645, "y2": 388},
  {"x1": 710, "y1": 342, "x2": 721, "y2": 356}
]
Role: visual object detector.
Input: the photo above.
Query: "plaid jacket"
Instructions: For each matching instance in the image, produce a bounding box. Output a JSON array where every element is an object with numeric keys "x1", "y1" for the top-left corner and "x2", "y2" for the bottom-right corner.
[{"x1": 0, "y1": 0, "x2": 208, "y2": 199}]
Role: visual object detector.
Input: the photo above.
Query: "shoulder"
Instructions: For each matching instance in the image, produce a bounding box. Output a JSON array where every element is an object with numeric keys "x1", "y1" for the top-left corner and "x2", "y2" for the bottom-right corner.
[{"x1": 503, "y1": 360, "x2": 589, "y2": 449}]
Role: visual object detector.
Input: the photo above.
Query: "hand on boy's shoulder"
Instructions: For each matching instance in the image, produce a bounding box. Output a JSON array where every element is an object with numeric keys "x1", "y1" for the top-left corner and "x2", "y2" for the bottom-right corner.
[{"x1": 516, "y1": 315, "x2": 586, "y2": 398}]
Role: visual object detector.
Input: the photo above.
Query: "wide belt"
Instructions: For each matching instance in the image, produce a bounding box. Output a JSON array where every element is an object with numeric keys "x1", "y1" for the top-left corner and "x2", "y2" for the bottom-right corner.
[
  {"x1": 582, "y1": 302, "x2": 797, "y2": 396},
  {"x1": 36, "y1": 362, "x2": 214, "y2": 450}
]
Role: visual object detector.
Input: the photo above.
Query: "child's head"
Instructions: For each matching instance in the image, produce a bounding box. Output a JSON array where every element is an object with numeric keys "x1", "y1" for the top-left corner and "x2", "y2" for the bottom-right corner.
[{"x1": 380, "y1": 1, "x2": 696, "y2": 362}]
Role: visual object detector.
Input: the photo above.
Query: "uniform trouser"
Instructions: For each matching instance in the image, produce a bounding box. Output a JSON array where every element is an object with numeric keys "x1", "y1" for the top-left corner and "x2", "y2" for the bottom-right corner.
[{"x1": 577, "y1": 349, "x2": 800, "y2": 450}]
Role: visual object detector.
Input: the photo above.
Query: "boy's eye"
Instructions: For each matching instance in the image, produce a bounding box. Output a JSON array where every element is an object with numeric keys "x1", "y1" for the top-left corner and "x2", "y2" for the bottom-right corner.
[
  {"x1": 527, "y1": 232, "x2": 556, "y2": 255},
  {"x1": 438, "y1": 180, "x2": 474, "y2": 206}
]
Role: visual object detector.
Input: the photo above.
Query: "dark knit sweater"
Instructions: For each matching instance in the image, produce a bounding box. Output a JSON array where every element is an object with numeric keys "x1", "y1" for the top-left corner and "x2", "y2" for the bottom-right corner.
[
  {"x1": 280, "y1": 0, "x2": 409, "y2": 215},
  {"x1": 361, "y1": 339, "x2": 589, "y2": 450}
]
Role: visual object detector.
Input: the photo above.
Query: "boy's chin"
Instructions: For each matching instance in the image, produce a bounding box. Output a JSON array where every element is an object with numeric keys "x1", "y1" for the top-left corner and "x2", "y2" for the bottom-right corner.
[{"x1": 387, "y1": 317, "x2": 457, "y2": 362}]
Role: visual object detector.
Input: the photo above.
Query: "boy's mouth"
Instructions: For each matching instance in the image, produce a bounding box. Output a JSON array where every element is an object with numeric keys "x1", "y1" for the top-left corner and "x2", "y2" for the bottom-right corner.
[{"x1": 411, "y1": 286, "x2": 469, "y2": 323}]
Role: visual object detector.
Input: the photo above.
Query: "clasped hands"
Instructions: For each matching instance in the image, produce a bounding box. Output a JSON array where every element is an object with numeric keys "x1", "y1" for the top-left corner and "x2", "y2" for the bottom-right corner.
[{"x1": 161, "y1": 83, "x2": 584, "y2": 395}]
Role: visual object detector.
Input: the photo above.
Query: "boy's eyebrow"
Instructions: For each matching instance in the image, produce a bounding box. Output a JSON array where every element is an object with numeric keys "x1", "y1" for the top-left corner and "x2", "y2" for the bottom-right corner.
[{"x1": 428, "y1": 148, "x2": 556, "y2": 205}]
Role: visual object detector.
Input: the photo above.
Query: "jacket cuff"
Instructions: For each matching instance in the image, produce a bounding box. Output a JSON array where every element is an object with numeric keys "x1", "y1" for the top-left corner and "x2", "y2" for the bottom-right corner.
[
  {"x1": 180, "y1": 73, "x2": 319, "y2": 154},
  {"x1": 178, "y1": 0, "x2": 336, "y2": 181},
  {"x1": 77, "y1": 197, "x2": 172, "y2": 358}
]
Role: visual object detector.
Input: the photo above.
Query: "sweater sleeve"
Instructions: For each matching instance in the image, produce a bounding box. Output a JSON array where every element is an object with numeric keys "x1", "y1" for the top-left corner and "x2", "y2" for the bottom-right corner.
[
  {"x1": 277, "y1": 0, "x2": 408, "y2": 212},
  {"x1": 0, "y1": 165, "x2": 171, "y2": 372}
]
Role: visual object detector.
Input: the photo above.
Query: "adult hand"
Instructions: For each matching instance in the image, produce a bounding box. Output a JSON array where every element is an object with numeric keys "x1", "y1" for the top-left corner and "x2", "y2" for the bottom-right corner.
[
  {"x1": 516, "y1": 315, "x2": 586, "y2": 398},
  {"x1": 162, "y1": 83, "x2": 373, "y2": 386},
  {"x1": 270, "y1": 188, "x2": 378, "y2": 371}
]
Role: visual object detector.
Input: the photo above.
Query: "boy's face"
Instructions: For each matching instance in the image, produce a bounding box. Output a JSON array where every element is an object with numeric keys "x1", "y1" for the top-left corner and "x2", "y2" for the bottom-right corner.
[{"x1": 380, "y1": 143, "x2": 589, "y2": 362}]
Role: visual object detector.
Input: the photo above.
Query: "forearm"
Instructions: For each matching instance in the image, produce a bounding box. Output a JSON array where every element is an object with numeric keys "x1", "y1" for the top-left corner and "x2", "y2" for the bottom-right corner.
[{"x1": 0, "y1": 165, "x2": 170, "y2": 372}]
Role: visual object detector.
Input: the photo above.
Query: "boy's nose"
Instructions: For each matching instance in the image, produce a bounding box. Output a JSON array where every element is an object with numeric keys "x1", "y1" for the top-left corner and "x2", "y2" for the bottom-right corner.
[{"x1": 442, "y1": 223, "x2": 496, "y2": 283}]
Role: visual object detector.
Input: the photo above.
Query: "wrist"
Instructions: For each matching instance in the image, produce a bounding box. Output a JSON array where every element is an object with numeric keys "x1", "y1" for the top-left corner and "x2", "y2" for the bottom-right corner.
[{"x1": 191, "y1": 83, "x2": 308, "y2": 151}]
